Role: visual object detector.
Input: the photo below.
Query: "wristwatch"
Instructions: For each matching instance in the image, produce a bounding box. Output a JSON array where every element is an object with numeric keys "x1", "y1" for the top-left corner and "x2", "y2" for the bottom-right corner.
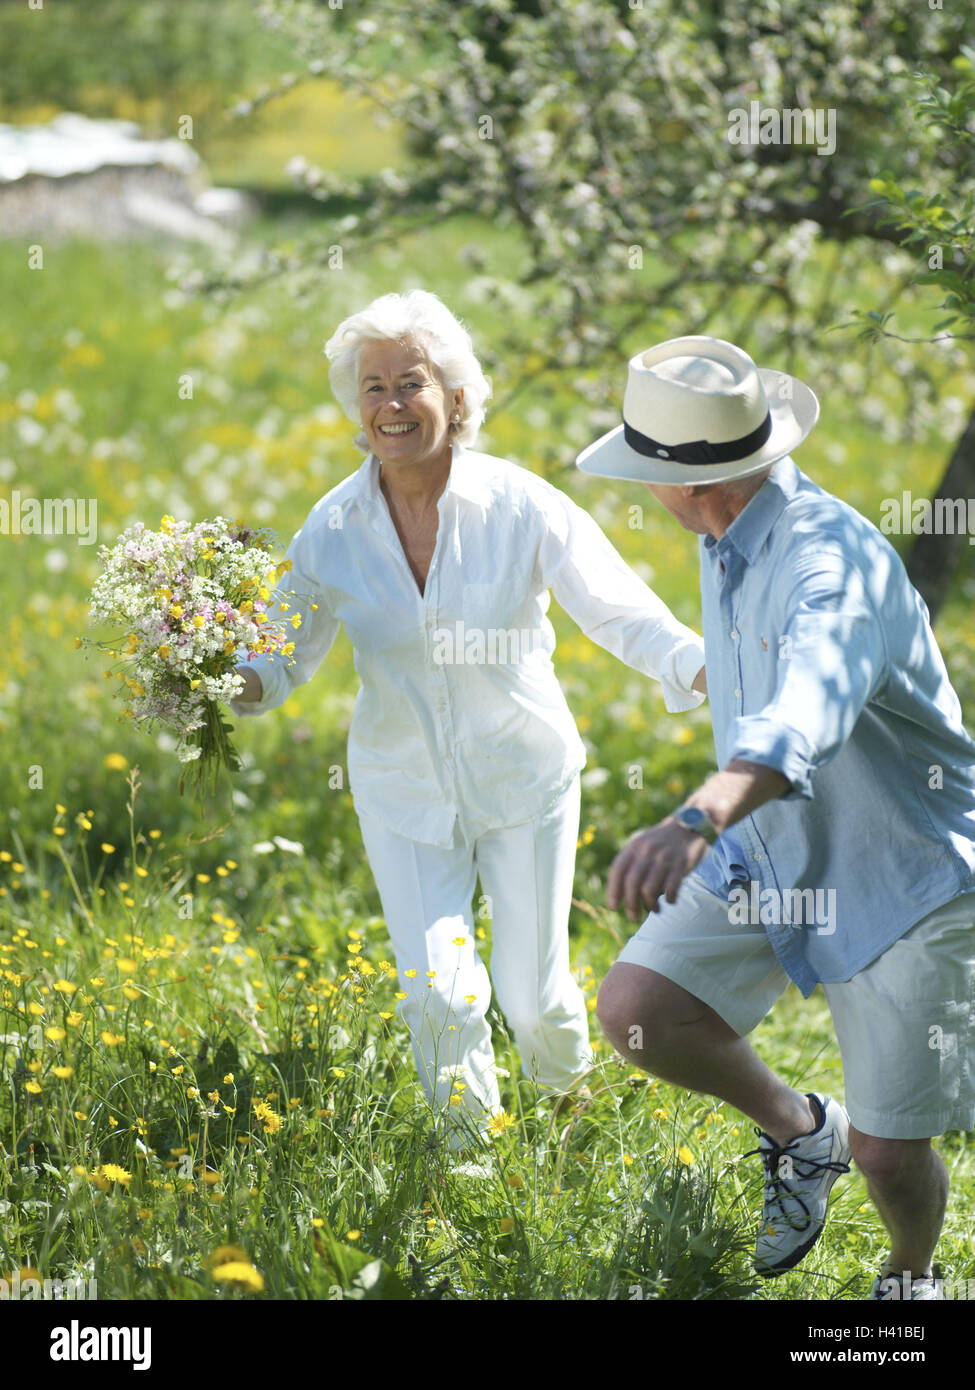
[{"x1": 672, "y1": 804, "x2": 720, "y2": 845}]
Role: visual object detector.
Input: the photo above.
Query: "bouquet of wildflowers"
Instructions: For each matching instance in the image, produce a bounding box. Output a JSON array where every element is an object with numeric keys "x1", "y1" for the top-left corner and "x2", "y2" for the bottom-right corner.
[{"x1": 83, "y1": 514, "x2": 304, "y2": 799}]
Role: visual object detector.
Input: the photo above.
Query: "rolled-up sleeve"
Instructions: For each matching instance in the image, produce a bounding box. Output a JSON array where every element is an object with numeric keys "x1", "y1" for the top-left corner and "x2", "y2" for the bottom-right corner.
[
  {"x1": 535, "y1": 487, "x2": 706, "y2": 713},
  {"x1": 729, "y1": 551, "x2": 888, "y2": 798},
  {"x1": 229, "y1": 520, "x2": 339, "y2": 718}
]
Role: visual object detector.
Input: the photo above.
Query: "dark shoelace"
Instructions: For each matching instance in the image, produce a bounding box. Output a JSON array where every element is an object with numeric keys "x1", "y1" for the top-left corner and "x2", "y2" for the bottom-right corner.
[{"x1": 743, "y1": 1128, "x2": 852, "y2": 1231}]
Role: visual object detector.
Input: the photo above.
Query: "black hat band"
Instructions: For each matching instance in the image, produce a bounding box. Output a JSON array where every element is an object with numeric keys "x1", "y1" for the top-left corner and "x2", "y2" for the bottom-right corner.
[{"x1": 623, "y1": 411, "x2": 772, "y2": 466}]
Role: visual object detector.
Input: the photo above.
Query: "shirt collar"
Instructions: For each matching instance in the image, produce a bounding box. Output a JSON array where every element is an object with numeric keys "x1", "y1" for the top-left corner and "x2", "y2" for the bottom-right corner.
[
  {"x1": 353, "y1": 444, "x2": 491, "y2": 511},
  {"x1": 709, "y1": 456, "x2": 800, "y2": 565}
]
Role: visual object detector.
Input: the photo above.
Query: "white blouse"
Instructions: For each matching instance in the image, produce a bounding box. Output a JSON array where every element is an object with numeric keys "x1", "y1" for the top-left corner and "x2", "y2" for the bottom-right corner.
[{"x1": 230, "y1": 446, "x2": 705, "y2": 846}]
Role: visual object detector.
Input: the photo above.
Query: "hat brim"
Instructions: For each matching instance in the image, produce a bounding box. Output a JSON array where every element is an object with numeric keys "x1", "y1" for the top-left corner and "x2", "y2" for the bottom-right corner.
[{"x1": 575, "y1": 370, "x2": 819, "y2": 485}]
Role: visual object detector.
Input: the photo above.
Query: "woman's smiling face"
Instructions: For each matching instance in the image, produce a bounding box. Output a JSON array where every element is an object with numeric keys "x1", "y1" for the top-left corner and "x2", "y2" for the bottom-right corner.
[{"x1": 358, "y1": 337, "x2": 462, "y2": 471}]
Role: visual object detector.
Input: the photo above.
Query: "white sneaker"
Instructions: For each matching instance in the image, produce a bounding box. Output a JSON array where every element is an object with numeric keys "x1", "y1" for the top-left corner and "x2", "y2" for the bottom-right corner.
[
  {"x1": 746, "y1": 1092, "x2": 851, "y2": 1277},
  {"x1": 870, "y1": 1268, "x2": 945, "y2": 1300}
]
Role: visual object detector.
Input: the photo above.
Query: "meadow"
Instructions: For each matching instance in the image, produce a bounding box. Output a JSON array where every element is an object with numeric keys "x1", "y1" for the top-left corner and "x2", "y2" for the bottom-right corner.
[{"x1": 1, "y1": 53, "x2": 974, "y2": 1305}]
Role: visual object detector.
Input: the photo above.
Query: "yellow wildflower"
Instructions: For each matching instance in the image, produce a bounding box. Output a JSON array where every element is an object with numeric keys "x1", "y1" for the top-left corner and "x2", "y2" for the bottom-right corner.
[
  {"x1": 210, "y1": 1261, "x2": 264, "y2": 1293},
  {"x1": 96, "y1": 1164, "x2": 132, "y2": 1186}
]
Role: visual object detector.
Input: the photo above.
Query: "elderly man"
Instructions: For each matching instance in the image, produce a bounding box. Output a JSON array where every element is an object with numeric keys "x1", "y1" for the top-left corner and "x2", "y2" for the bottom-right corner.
[{"x1": 577, "y1": 336, "x2": 975, "y2": 1300}]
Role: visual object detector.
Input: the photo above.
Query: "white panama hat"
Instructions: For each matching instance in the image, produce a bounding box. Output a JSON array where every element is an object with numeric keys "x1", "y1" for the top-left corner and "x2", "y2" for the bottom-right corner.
[{"x1": 576, "y1": 335, "x2": 819, "y2": 485}]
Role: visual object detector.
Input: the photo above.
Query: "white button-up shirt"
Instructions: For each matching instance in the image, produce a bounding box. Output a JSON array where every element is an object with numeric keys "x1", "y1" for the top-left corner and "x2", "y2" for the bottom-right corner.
[{"x1": 230, "y1": 446, "x2": 705, "y2": 846}]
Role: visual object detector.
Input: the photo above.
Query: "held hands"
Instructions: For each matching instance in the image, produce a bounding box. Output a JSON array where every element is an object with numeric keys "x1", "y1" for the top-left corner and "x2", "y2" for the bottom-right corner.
[{"x1": 606, "y1": 818, "x2": 711, "y2": 921}]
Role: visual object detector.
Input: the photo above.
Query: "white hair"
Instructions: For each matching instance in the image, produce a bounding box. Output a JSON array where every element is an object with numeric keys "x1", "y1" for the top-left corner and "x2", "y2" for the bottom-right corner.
[
  {"x1": 691, "y1": 467, "x2": 773, "y2": 500},
  {"x1": 323, "y1": 290, "x2": 492, "y2": 450}
]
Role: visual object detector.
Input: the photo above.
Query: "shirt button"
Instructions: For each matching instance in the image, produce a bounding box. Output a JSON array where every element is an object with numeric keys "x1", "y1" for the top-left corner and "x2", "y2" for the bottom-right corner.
[
  {"x1": 753, "y1": 852, "x2": 763, "y2": 862},
  {"x1": 733, "y1": 687, "x2": 741, "y2": 698},
  {"x1": 730, "y1": 629, "x2": 739, "y2": 640}
]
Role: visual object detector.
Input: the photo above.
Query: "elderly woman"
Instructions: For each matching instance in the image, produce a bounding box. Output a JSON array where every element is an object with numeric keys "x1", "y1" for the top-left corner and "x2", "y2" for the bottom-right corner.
[{"x1": 230, "y1": 289, "x2": 705, "y2": 1140}]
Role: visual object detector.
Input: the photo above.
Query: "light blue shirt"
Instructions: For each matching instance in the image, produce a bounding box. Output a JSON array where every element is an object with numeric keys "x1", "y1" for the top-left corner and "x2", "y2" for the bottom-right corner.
[{"x1": 695, "y1": 456, "x2": 975, "y2": 995}]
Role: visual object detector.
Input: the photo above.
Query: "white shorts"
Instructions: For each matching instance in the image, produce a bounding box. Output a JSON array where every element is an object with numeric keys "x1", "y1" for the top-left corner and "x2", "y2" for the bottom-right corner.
[{"x1": 616, "y1": 875, "x2": 975, "y2": 1140}]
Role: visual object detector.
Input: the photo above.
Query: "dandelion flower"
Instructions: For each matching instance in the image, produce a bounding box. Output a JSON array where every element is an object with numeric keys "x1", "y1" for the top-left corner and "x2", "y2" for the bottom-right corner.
[
  {"x1": 487, "y1": 1110, "x2": 515, "y2": 1137},
  {"x1": 206, "y1": 1244, "x2": 251, "y2": 1269},
  {"x1": 210, "y1": 1261, "x2": 264, "y2": 1293},
  {"x1": 96, "y1": 1164, "x2": 132, "y2": 1187},
  {"x1": 252, "y1": 1099, "x2": 282, "y2": 1134}
]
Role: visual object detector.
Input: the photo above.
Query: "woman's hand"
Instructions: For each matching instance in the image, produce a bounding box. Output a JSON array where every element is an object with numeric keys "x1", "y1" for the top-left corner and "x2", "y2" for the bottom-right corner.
[{"x1": 233, "y1": 665, "x2": 263, "y2": 703}]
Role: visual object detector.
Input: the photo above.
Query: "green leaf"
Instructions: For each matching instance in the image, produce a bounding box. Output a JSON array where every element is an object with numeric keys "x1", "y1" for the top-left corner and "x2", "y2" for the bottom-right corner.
[{"x1": 315, "y1": 1221, "x2": 412, "y2": 1300}]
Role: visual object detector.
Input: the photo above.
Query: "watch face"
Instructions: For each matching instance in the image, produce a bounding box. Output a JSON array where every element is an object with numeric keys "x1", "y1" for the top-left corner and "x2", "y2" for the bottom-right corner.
[{"x1": 676, "y1": 806, "x2": 716, "y2": 841}]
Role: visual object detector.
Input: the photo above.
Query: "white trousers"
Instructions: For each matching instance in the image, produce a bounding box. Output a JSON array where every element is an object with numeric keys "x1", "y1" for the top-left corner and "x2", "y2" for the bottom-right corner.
[{"x1": 357, "y1": 777, "x2": 592, "y2": 1127}]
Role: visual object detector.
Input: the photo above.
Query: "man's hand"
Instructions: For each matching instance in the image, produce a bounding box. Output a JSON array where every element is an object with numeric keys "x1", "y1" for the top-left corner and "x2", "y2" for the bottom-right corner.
[
  {"x1": 607, "y1": 819, "x2": 711, "y2": 921},
  {"x1": 606, "y1": 760, "x2": 792, "y2": 922}
]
